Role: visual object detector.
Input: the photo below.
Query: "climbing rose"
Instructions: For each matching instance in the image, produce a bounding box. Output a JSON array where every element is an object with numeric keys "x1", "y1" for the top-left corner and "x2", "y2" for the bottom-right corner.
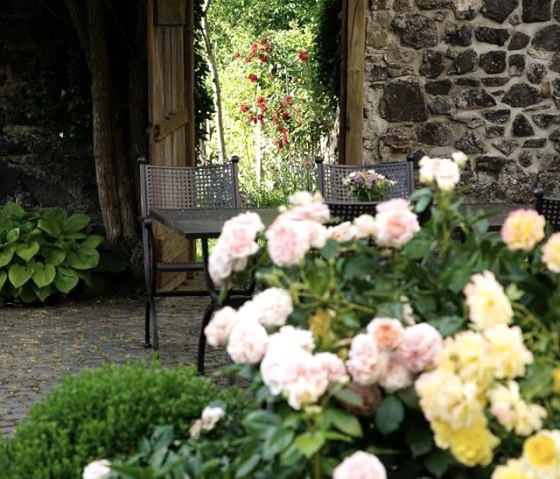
[
  {"x1": 501, "y1": 209, "x2": 545, "y2": 252},
  {"x1": 298, "y1": 50, "x2": 309, "y2": 62},
  {"x1": 333, "y1": 451, "x2": 387, "y2": 479},
  {"x1": 395, "y1": 323, "x2": 443, "y2": 373},
  {"x1": 205, "y1": 306, "x2": 239, "y2": 347},
  {"x1": 374, "y1": 199, "x2": 420, "y2": 248},
  {"x1": 227, "y1": 320, "x2": 268, "y2": 364},
  {"x1": 238, "y1": 287, "x2": 293, "y2": 327}
]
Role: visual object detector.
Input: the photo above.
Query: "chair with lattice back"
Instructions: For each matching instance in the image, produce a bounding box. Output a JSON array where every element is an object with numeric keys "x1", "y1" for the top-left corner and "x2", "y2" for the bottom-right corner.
[
  {"x1": 535, "y1": 187, "x2": 560, "y2": 231},
  {"x1": 138, "y1": 157, "x2": 240, "y2": 351},
  {"x1": 315, "y1": 157, "x2": 416, "y2": 222}
]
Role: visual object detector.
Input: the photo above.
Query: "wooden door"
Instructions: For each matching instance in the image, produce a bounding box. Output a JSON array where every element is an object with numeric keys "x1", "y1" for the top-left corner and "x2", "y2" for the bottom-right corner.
[{"x1": 147, "y1": 0, "x2": 196, "y2": 290}]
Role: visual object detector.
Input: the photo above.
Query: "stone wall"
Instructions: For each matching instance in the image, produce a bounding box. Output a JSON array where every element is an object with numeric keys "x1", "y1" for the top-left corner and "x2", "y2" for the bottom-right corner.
[
  {"x1": 0, "y1": 1, "x2": 101, "y2": 225},
  {"x1": 364, "y1": 0, "x2": 560, "y2": 203}
]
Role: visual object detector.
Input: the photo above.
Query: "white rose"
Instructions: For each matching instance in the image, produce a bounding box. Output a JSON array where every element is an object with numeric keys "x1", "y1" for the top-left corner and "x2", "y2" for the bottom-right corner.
[
  {"x1": 83, "y1": 460, "x2": 111, "y2": 479},
  {"x1": 227, "y1": 320, "x2": 269, "y2": 364},
  {"x1": 200, "y1": 406, "x2": 225, "y2": 431}
]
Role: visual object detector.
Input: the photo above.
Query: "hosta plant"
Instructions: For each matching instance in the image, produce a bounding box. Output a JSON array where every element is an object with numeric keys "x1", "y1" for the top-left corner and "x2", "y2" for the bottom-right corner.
[{"x1": 0, "y1": 202, "x2": 105, "y2": 304}]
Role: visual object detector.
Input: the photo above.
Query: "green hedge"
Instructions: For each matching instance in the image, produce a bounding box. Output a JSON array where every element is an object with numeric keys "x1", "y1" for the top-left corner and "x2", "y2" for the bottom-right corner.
[{"x1": 0, "y1": 362, "x2": 226, "y2": 479}]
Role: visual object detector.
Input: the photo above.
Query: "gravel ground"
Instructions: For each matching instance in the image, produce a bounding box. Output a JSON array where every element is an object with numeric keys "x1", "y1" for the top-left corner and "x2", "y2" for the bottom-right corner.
[{"x1": 0, "y1": 276, "x2": 228, "y2": 437}]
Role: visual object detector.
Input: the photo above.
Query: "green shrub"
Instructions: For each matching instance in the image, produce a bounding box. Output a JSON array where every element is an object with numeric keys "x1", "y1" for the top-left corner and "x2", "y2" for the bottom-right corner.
[
  {"x1": 0, "y1": 362, "x2": 224, "y2": 479},
  {"x1": 0, "y1": 201, "x2": 106, "y2": 304}
]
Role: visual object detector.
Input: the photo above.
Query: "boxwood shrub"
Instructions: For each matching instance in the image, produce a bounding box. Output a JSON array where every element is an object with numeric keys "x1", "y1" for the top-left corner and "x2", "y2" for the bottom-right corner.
[{"x1": 0, "y1": 361, "x2": 231, "y2": 479}]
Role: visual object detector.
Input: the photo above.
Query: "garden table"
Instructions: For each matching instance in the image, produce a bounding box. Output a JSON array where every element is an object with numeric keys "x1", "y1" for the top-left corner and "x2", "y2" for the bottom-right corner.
[
  {"x1": 149, "y1": 207, "x2": 279, "y2": 373},
  {"x1": 461, "y1": 203, "x2": 526, "y2": 231}
]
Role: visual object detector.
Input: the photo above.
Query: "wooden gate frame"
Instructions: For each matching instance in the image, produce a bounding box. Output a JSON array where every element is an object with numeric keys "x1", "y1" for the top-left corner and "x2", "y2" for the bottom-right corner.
[
  {"x1": 147, "y1": 0, "x2": 196, "y2": 290},
  {"x1": 340, "y1": 0, "x2": 365, "y2": 166}
]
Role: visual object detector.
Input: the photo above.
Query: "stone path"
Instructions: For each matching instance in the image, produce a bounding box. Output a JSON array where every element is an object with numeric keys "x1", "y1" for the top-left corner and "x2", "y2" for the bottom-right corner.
[{"x1": 0, "y1": 278, "x2": 228, "y2": 436}]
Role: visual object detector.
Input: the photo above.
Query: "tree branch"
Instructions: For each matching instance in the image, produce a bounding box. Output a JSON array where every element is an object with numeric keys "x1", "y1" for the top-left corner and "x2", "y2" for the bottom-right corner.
[{"x1": 63, "y1": 0, "x2": 91, "y2": 68}]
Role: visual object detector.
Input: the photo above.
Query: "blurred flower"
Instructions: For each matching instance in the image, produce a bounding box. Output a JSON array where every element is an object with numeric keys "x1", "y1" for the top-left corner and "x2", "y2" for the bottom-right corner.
[
  {"x1": 298, "y1": 50, "x2": 309, "y2": 62},
  {"x1": 247, "y1": 73, "x2": 258, "y2": 82},
  {"x1": 205, "y1": 306, "x2": 239, "y2": 347},
  {"x1": 83, "y1": 460, "x2": 111, "y2": 479},
  {"x1": 542, "y1": 232, "x2": 560, "y2": 273},
  {"x1": 333, "y1": 451, "x2": 387, "y2": 479},
  {"x1": 501, "y1": 209, "x2": 546, "y2": 252},
  {"x1": 374, "y1": 199, "x2": 420, "y2": 248},
  {"x1": 227, "y1": 320, "x2": 269, "y2": 364}
]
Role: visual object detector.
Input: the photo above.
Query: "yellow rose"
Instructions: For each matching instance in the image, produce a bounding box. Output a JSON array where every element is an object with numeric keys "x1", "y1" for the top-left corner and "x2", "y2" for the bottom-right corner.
[
  {"x1": 553, "y1": 368, "x2": 560, "y2": 395},
  {"x1": 523, "y1": 432, "x2": 560, "y2": 468},
  {"x1": 501, "y1": 209, "x2": 546, "y2": 252},
  {"x1": 491, "y1": 459, "x2": 528, "y2": 479},
  {"x1": 542, "y1": 232, "x2": 560, "y2": 274},
  {"x1": 432, "y1": 418, "x2": 499, "y2": 466}
]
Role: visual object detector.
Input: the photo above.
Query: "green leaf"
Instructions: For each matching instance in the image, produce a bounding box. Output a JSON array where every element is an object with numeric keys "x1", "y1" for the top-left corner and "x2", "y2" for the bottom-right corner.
[
  {"x1": 32, "y1": 262, "x2": 56, "y2": 288},
  {"x1": 1, "y1": 202, "x2": 26, "y2": 219},
  {"x1": 63, "y1": 213, "x2": 90, "y2": 233},
  {"x1": 0, "y1": 246, "x2": 16, "y2": 268},
  {"x1": 33, "y1": 284, "x2": 55, "y2": 302},
  {"x1": 404, "y1": 239, "x2": 434, "y2": 259},
  {"x1": 0, "y1": 271, "x2": 7, "y2": 290},
  {"x1": 407, "y1": 424, "x2": 433, "y2": 457},
  {"x1": 8, "y1": 263, "x2": 33, "y2": 288},
  {"x1": 54, "y1": 266, "x2": 79, "y2": 293},
  {"x1": 6, "y1": 228, "x2": 20, "y2": 243},
  {"x1": 263, "y1": 427, "x2": 295, "y2": 460},
  {"x1": 428, "y1": 316, "x2": 465, "y2": 337},
  {"x1": 397, "y1": 387, "x2": 420, "y2": 410},
  {"x1": 37, "y1": 217, "x2": 62, "y2": 238},
  {"x1": 328, "y1": 408, "x2": 363, "y2": 438},
  {"x1": 42, "y1": 244, "x2": 66, "y2": 266},
  {"x1": 67, "y1": 247, "x2": 99, "y2": 270},
  {"x1": 294, "y1": 431, "x2": 325, "y2": 458},
  {"x1": 374, "y1": 396, "x2": 405, "y2": 435},
  {"x1": 334, "y1": 388, "x2": 364, "y2": 408},
  {"x1": 65, "y1": 232, "x2": 88, "y2": 240},
  {"x1": 235, "y1": 453, "x2": 260, "y2": 478},
  {"x1": 16, "y1": 242, "x2": 40, "y2": 262},
  {"x1": 81, "y1": 234, "x2": 104, "y2": 249},
  {"x1": 425, "y1": 450, "x2": 454, "y2": 478}
]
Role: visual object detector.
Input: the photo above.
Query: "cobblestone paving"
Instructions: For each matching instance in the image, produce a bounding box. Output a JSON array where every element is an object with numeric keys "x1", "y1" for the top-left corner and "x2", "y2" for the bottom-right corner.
[{"x1": 0, "y1": 279, "x2": 228, "y2": 437}]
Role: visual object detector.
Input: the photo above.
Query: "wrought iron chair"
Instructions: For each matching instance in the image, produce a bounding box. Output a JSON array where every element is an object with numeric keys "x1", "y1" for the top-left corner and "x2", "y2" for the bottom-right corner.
[
  {"x1": 535, "y1": 187, "x2": 560, "y2": 231},
  {"x1": 315, "y1": 157, "x2": 416, "y2": 222},
  {"x1": 138, "y1": 157, "x2": 240, "y2": 353}
]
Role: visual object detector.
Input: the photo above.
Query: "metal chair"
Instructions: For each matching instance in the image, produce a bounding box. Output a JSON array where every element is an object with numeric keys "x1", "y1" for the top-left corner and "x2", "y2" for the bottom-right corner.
[
  {"x1": 138, "y1": 157, "x2": 240, "y2": 352},
  {"x1": 315, "y1": 157, "x2": 415, "y2": 222},
  {"x1": 535, "y1": 187, "x2": 560, "y2": 231}
]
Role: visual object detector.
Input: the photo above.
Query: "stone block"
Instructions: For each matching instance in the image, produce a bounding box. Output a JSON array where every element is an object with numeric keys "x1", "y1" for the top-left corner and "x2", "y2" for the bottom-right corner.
[
  {"x1": 416, "y1": 121, "x2": 455, "y2": 145},
  {"x1": 475, "y1": 155, "x2": 507, "y2": 172},
  {"x1": 479, "y1": 51, "x2": 507, "y2": 73},
  {"x1": 392, "y1": 14, "x2": 439, "y2": 49},
  {"x1": 425, "y1": 79, "x2": 453, "y2": 95},
  {"x1": 503, "y1": 83, "x2": 540, "y2": 106},
  {"x1": 522, "y1": 0, "x2": 552, "y2": 22},
  {"x1": 555, "y1": 0, "x2": 560, "y2": 20},
  {"x1": 455, "y1": 88, "x2": 497, "y2": 109},
  {"x1": 527, "y1": 62, "x2": 547, "y2": 83},
  {"x1": 493, "y1": 138, "x2": 519, "y2": 155},
  {"x1": 508, "y1": 32, "x2": 531, "y2": 50},
  {"x1": 518, "y1": 150, "x2": 533, "y2": 167},
  {"x1": 523, "y1": 138, "x2": 547, "y2": 147},
  {"x1": 453, "y1": 0, "x2": 484, "y2": 19},
  {"x1": 419, "y1": 50, "x2": 446, "y2": 78},
  {"x1": 428, "y1": 96, "x2": 455, "y2": 114},
  {"x1": 456, "y1": 77, "x2": 481, "y2": 86},
  {"x1": 475, "y1": 26, "x2": 511, "y2": 45},
  {"x1": 444, "y1": 24, "x2": 473, "y2": 46},
  {"x1": 487, "y1": 126, "x2": 506, "y2": 137},
  {"x1": 455, "y1": 131, "x2": 485, "y2": 153},
  {"x1": 551, "y1": 53, "x2": 560, "y2": 72},
  {"x1": 415, "y1": 0, "x2": 453, "y2": 7},
  {"x1": 481, "y1": 77, "x2": 511, "y2": 86},
  {"x1": 532, "y1": 114, "x2": 560, "y2": 127},
  {"x1": 532, "y1": 25, "x2": 560, "y2": 51},
  {"x1": 448, "y1": 49, "x2": 478, "y2": 75},
  {"x1": 483, "y1": 109, "x2": 512, "y2": 123},
  {"x1": 482, "y1": 0, "x2": 520, "y2": 23},
  {"x1": 380, "y1": 79, "x2": 428, "y2": 122},
  {"x1": 508, "y1": 54, "x2": 526, "y2": 76},
  {"x1": 512, "y1": 113, "x2": 535, "y2": 136}
]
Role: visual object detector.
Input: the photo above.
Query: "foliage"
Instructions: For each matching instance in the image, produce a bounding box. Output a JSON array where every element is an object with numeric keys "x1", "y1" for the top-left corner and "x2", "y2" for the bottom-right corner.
[
  {"x1": 185, "y1": 153, "x2": 558, "y2": 478},
  {"x1": 0, "y1": 202, "x2": 111, "y2": 305},
  {"x1": 0, "y1": 362, "x2": 229, "y2": 479}
]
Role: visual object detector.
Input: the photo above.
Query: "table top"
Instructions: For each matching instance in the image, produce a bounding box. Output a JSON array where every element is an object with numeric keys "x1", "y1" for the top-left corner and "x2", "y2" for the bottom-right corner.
[{"x1": 150, "y1": 207, "x2": 280, "y2": 239}]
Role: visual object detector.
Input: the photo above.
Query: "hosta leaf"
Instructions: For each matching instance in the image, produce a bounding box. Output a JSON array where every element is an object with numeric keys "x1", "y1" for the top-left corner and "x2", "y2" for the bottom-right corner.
[
  {"x1": 65, "y1": 232, "x2": 88, "y2": 240},
  {"x1": 0, "y1": 271, "x2": 7, "y2": 290},
  {"x1": 32, "y1": 262, "x2": 56, "y2": 288},
  {"x1": 81, "y1": 234, "x2": 104, "y2": 249},
  {"x1": 8, "y1": 263, "x2": 33, "y2": 288},
  {"x1": 42, "y1": 244, "x2": 66, "y2": 266},
  {"x1": 6, "y1": 228, "x2": 20, "y2": 243},
  {"x1": 67, "y1": 247, "x2": 99, "y2": 270},
  {"x1": 37, "y1": 217, "x2": 62, "y2": 238},
  {"x1": 54, "y1": 266, "x2": 79, "y2": 293},
  {"x1": 1, "y1": 202, "x2": 26, "y2": 219},
  {"x1": 16, "y1": 242, "x2": 40, "y2": 262},
  {"x1": 0, "y1": 246, "x2": 16, "y2": 268},
  {"x1": 33, "y1": 284, "x2": 55, "y2": 302},
  {"x1": 63, "y1": 213, "x2": 90, "y2": 234}
]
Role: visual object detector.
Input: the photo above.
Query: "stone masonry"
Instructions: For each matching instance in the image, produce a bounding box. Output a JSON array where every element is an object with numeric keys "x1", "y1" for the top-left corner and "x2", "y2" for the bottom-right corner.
[{"x1": 364, "y1": 0, "x2": 560, "y2": 203}]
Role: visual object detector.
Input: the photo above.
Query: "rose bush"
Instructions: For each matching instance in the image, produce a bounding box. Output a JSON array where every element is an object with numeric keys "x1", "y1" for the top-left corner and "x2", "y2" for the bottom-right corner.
[{"x1": 103, "y1": 153, "x2": 559, "y2": 479}]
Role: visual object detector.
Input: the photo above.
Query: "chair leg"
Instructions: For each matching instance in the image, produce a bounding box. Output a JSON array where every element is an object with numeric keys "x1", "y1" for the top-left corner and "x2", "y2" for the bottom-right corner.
[
  {"x1": 197, "y1": 301, "x2": 215, "y2": 374},
  {"x1": 144, "y1": 300, "x2": 152, "y2": 348},
  {"x1": 150, "y1": 297, "x2": 159, "y2": 351}
]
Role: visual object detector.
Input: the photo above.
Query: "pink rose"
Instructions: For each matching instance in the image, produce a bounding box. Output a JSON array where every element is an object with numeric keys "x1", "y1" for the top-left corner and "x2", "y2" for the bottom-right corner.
[
  {"x1": 268, "y1": 325, "x2": 315, "y2": 352},
  {"x1": 208, "y1": 247, "x2": 232, "y2": 286},
  {"x1": 374, "y1": 200, "x2": 420, "y2": 248},
  {"x1": 353, "y1": 214, "x2": 377, "y2": 238},
  {"x1": 204, "y1": 306, "x2": 239, "y2": 347},
  {"x1": 238, "y1": 287, "x2": 293, "y2": 327},
  {"x1": 395, "y1": 323, "x2": 443, "y2": 373},
  {"x1": 366, "y1": 317, "x2": 404, "y2": 350},
  {"x1": 327, "y1": 222, "x2": 357, "y2": 242},
  {"x1": 542, "y1": 232, "x2": 560, "y2": 273},
  {"x1": 266, "y1": 215, "x2": 311, "y2": 266},
  {"x1": 287, "y1": 202, "x2": 331, "y2": 223},
  {"x1": 378, "y1": 356, "x2": 413, "y2": 393},
  {"x1": 333, "y1": 451, "x2": 387, "y2": 479},
  {"x1": 226, "y1": 320, "x2": 268, "y2": 364},
  {"x1": 346, "y1": 333, "x2": 389, "y2": 385},
  {"x1": 315, "y1": 352, "x2": 348, "y2": 383}
]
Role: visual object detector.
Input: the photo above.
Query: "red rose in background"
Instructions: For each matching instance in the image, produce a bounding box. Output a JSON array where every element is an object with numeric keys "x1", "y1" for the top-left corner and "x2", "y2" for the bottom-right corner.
[
  {"x1": 234, "y1": 51, "x2": 241, "y2": 59},
  {"x1": 298, "y1": 50, "x2": 309, "y2": 62},
  {"x1": 247, "y1": 73, "x2": 258, "y2": 83},
  {"x1": 240, "y1": 104, "x2": 250, "y2": 112},
  {"x1": 244, "y1": 56, "x2": 253, "y2": 63},
  {"x1": 259, "y1": 55, "x2": 268, "y2": 63},
  {"x1": 251, "y1": 42, "x2": 258, "y2": 52},
  {"x1": 260, "y1": 38, "x2": 267, "y2": 46},
  {"x1": 257, "y1": 114, "x2": 264, "y2": 122},
  {"x1": 284, "y1": 95, "x2": 293, "y2": 106},
  {"x1": 256, "y1": 96, "x2": 267, "y2": 105}
]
